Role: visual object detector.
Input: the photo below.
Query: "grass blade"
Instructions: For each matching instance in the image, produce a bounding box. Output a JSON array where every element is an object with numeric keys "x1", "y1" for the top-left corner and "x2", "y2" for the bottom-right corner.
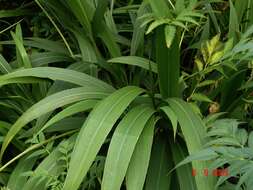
[{"x1": 108, "y1": 56, "x2": 158, "y2": 73}]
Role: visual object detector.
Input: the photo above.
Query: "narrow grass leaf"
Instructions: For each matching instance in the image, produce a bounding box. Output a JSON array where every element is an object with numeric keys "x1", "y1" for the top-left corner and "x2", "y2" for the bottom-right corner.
[{"x1": 108, "y1": 56, "x2": 157, "y2": 73}]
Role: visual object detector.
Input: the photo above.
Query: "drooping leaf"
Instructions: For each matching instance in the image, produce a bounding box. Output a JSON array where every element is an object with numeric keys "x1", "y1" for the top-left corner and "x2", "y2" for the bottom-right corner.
[
  {"x1": 145, "y1": 132, "x2": 172, "y2": 190},
  {"x1": 167, "y1": 98, "x2": 216, "y2": 190},
  {"x1": 0, "y1": 87, "x2": 108, "y2": 160},
  {"x1": 63, "y1": 86, "x2": 144, "y2": 190},
  {"x1": 0, "y1": 67, "x2": 114, "y2": 92},
  {"x1": 126, "y1": 116, "x2": 157, "y2": 190},
  {"x1": 38, "y1": 99, "x2": 98, "y2": 134},
  {"x1": 161, "y1": 106, "x2": 178, "y2": 138},
  {"x1": 102, "y1": 105, "x2": 155, "y2": 190},
  {"x1": 108, "y1": 56, "x2": 157, "y2": 73}
]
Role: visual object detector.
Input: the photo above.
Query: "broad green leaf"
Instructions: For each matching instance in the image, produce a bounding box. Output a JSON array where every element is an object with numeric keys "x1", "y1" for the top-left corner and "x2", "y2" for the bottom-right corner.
[
  {"x1": 169, "y1": 139, "x2": 197, "y2": 190},
  {"x1": 0, "y1": 67, "x2": 114, "y2": 92},
  {"x1": 108, "y1": 56, "x2": 158, "y2": 73},
  {"x1": 156, "y1": 27, "x2": 180, "y2": 98},
  {"x1": 191, "y1": 93, "x2": 213, "y2": 103},
  {"x1": 0, "y1": 87, "x2": 108, "y2": 161},
  {"x1": 165, "y1": 25, "x2": 176, "y2": 48},
  {"x1": 161, "y1": 106, "x2": 178, "y2": 138},
  {"x1": 102, "y1": 105, "x2": 155, "y2": 190},
  {"x1": 146, "y1": 19, "x2": 168, "y2": 34},
  {"x1": 126, "y1": 116, "x2": 157, "y2": 190},
  {"x1": 63, "y1": 86, "x2": 144, "y2": 190},
  {"x1": 38, "y1": 99, "x2": 98, "y2": 133},
  {"x1": 45, "y1": 117, "x2": 85, "y2": 133},
  {"x1": 30, "y1": 52, "x2": 73, "y2": 67},
  {"x1": 145, "y1": 132, "x2": 172, "y2": 190},
  {"x1": 167, "y1": 98, "x2": 216, "y2": 190}
]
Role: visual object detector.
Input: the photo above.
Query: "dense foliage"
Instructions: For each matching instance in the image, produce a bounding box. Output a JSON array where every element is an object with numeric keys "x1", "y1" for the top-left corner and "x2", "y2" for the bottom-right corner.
[{"x1": 0, "y1": 0, "x2": 253, "y2": 189}]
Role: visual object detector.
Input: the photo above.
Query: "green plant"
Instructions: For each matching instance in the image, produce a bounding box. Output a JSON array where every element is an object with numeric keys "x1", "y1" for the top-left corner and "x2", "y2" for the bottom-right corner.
[{"x1": 0, "y1": 0, "x2": 253, "y2": 190}]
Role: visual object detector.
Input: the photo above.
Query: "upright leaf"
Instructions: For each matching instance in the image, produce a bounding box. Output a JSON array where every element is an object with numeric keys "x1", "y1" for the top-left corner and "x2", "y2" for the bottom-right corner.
[{"x1": 156, "y1": 27, "x2": 180, "y2": 98}]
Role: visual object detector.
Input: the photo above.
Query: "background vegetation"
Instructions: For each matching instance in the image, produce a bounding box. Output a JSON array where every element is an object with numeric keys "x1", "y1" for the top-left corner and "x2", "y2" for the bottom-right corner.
[{"x1": 0, "y1": 0, "x2": 253, "y2": 189}]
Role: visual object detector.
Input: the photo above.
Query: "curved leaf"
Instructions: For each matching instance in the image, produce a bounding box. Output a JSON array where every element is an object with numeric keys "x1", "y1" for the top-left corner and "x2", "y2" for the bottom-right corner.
[
  {"x1": 0, "y1": 87, "x2": 108, "y2": 161},
  {"x1": 38, "y1": 99, "x2": 98, "y2": 134},
  {"x1": 108, "y1": 56, "x2": 158, "y2": 73},
  {"x1": 102, "y1": 105, "x2": 155, "y2": 190},
  {"x1": 63, "y1": 86, "x2": 145, "y2": 190},
  {"x1": 0, "y1": 67, "x2": 114, "y2": 92},
  {"x1": 167, "y1": 98, "x2": 216, "y2": 190},
  {"x1": 126, "y1": 116, "x2": 157, "y2": 190}
]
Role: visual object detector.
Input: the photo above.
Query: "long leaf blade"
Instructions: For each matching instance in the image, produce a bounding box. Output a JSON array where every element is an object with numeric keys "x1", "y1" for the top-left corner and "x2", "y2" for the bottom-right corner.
[
  {"x1": 126, "y1": 116, "x2": 157, "y2": 190},
  {"x1": 102, "y1": 105, "x2": 155, "y2": 190},
  {"x1": 63, "y1": 86, "x2": 144, "y2": 190}
]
